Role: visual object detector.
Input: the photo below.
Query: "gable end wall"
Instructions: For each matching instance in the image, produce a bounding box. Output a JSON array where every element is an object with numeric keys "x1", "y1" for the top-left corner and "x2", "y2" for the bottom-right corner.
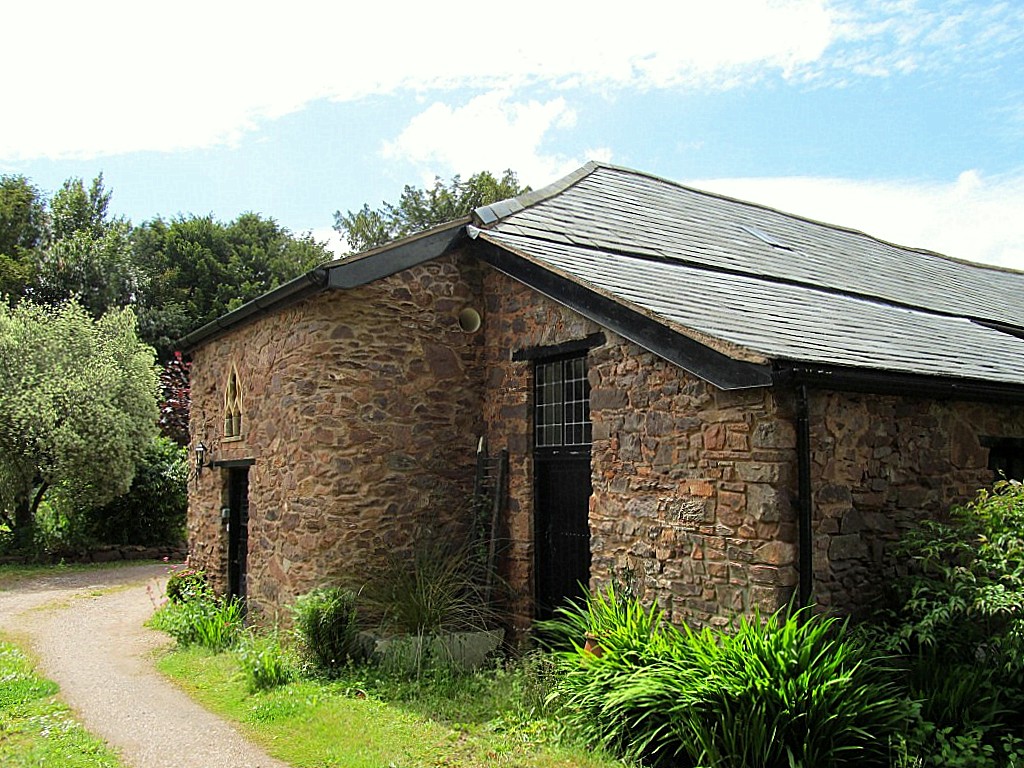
[{"x1": 187, "y1": 252, "x2": 486, "y2": 622}]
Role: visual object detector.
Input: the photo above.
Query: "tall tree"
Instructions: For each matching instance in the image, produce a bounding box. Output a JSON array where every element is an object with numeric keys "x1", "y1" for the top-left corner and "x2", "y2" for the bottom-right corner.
[
  {"x1": 334, "y1": 170, "x2": 527, "y2": 253},
  {"x1": 133, "y1": 212, "x2": 329, "y2": 358},
  {"x1": 0, "y1": 174, "x2": 47, "y2": 300},
  {"x1": 0, "y1": 300, "x2": 158, "y2": 546},
  {"x1": 33, "y1": 175, "x2": 142, "y2": 317}
]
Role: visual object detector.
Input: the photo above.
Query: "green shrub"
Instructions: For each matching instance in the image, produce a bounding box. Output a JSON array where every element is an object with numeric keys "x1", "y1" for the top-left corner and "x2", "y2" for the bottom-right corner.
[
  {"x1": 85, "y1": 436, "x2": 187, "y2": 546},
  {"x1": 293, "y1": 587, "x2": 366, "y2": 674},
  {"x1": 884, "y1": 480, "x2": 1024, "y2": 673},
  {"x1": 237, "y1": 632, "x2": 295, "y2": 692},
  {"x1": 868, "y1": 480, "x2": 1024, "y2": 765},
  {"x1": 165, "y1": 566, "x2": 208, "y2": 604},
  {"x1": 542, "y1": 586, "x2": 906, "y2": 767},
  {"x1": 151, "y1": 591, "x2": 244, "y2": 651}
]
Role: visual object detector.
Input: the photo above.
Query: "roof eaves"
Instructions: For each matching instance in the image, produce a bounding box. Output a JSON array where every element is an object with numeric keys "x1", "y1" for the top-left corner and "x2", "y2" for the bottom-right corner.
[
  {"x1": 326, "y1": 218, "x2": 469, "y2": 289},
  {"x1": 776, "y1": 361, "x2": 1024, "y2": 404}
]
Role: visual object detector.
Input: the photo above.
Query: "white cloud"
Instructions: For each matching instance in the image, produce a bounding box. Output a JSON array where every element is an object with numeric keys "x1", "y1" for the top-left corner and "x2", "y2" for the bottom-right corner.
[
  {"x1": 310, "y1": 227, "x2": 347, "y2": 259},
  {"x1": 816, "y1": 0, "x2": 1024, "y2": 82},
  {"x1": 1, "y1": 0, "x2": 839, "y2": 160},
  {"x1": 688, "y1": 170, "x2": 1024, "y2": 271},
  {"x1": 382, "y1": 92, "x2": 588, "y2": 186},
  {"x1": 6, "y1": 1, "x2": 1017, "y2": 161}
]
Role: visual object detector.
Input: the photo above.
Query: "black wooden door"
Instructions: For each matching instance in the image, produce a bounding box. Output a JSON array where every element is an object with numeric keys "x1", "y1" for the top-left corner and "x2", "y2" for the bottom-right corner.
[
  {"x1": 227, "y1": 468, "x2": 249, "y2": 601},
  {"x1": 535, "y1": 454, "x2": 592, "y2": 619},
  {"x1": 534, "y1": 354, "x2": 592, "y2": 620}
]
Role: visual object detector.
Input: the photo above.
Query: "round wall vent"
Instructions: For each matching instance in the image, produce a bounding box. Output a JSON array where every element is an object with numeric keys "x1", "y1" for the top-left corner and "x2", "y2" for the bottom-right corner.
[{"x1": 458, "y1": 307, "x2": 482, "y2": 333}]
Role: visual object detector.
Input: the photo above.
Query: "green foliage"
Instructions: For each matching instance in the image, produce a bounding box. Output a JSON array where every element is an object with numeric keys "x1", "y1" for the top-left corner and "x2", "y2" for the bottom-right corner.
[
  {"x1": 334, "y1": 169, "x2": 527, "y2": 253},
  {"x1": 133, "y1": 212, "x2": 328, "y2": 358},
  {"x1": 151, "y1": 573, "x2": 243, "y2": 651},
  {"x1": 0, "y1": 299, "x2": 158, "y2": 547},
  {"x1": 237, "y1": 632, "x2": 295, "y2": 692},
  {"x1": 33, "y1": 175, "x2": 142, "y2": 319},
  {"x1": 542, "y1": 586, "x2": 905, "y2": 767},
  {"x1": 165, "y1": 565, "x2": 209, "y2": 604},
  {"x1": 884, "y1": 480, "x2": 1024, "y2": 669},
  {"x1": 0, "y1": 174, "x2": 47, "y2": 299},
  {"x1": 0, "y1": 640, "x2": 123, "y2": 767},
  {"x1": 84, "y1": 436, "x2": 186, "y2": 546},
  {"x1": 866, "y1": 480, "x2": 1024, "y2": 765},
  {"x1": 360, "y1": 534, "x2": 499, "y2": 637},
  {"x1": 292, "y1": 587, "x2": 366, "y2": 674},
  {"x1": 151, "y1": 586, "x2": 244, "y2": 651}
]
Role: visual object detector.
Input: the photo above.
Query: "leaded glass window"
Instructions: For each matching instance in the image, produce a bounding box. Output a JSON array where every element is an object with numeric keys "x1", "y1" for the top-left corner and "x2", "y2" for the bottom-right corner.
[{"x1": 535, "y1": 355, "x2": 591, "y2": 449}]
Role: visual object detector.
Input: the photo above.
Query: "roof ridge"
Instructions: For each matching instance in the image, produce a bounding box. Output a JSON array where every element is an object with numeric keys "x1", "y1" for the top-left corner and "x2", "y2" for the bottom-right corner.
[
  {"x1": 472, "y1": 161, "x2": 602, "y2": 225},
  {"x1": 481, "y1": 161, "x2": 1024, "y2": 277},
  {"x1": 594, "y1": 165, "x2": 1024, "y2": 278}
]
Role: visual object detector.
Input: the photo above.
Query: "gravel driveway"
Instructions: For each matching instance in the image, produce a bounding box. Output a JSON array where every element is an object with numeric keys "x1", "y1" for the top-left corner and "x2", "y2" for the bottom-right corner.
[{"x1": 0, "y1": 563, "x2": 290, "y2": 768}]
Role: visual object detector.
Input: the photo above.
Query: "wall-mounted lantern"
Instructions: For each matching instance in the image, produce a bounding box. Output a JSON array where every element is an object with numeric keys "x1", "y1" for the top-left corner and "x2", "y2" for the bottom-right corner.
[{"x1": 194, "y1": 441, "x2": 212, "y2": 477}]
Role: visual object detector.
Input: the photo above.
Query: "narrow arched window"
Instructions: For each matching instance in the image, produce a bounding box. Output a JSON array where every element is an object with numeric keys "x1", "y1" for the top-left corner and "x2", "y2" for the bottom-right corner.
[{"x1": 224, "y1": 367, "x2": 243, "y2": 438}]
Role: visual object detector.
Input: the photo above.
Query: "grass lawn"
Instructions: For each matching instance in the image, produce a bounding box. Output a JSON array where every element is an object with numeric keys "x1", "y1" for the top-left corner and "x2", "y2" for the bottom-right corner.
[
  {"x1": 0, "y1": 638, "x2": 123, "y2": 767},
  {"x1": 157, "y1": 646, "x2": 625, "y2": 768}
]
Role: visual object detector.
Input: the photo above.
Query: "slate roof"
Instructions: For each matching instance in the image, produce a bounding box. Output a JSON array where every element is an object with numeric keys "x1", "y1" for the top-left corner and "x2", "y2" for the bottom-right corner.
[{"x1": 473, "y1": 162, "x2": 1024, "y2": 390}]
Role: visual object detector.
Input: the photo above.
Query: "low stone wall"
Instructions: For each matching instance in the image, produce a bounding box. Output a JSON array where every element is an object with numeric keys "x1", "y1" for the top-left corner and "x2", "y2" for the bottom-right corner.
[{"x1": 0, "y1": 544, "x2": 186, "y2": 566}]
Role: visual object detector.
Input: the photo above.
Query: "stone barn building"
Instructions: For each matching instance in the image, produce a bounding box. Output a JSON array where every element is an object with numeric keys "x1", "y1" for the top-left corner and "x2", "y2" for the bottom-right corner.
[{"x1": 182, "y1": 163, "x2": 1024, "y2": 634}]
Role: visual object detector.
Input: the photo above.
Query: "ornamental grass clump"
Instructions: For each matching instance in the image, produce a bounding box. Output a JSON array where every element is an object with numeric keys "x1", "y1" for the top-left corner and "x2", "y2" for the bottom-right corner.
[
  {"x1": 292, "y1": 587, "x2": 366, "y2": 675},
  {"x1": 360, "y1": 535, "x2": 499, "y2": 637},
  {"x1": 542, "y1": 585, "x2": 906, "y2": 767}
]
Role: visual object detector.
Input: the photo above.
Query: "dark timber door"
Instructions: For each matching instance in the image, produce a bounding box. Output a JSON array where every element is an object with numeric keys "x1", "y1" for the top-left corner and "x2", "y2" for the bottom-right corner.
[
  {"x1": 227, "y1": 468, "x2": 249, "y2": 601},
  {"x1": 534, "y1": 354, "x2": 592, "y2": 620}
]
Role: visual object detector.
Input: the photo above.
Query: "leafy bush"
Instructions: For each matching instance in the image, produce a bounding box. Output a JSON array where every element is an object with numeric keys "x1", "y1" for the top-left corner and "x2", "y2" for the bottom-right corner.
[
  {"x1": 165, "y1": 566, "x2": 208, "y2": 604},
  {"x1": 542, "y1": 586, "x2": 906, "y2": 767},
  {"x1": 151, "y1": 590, "x2": 244, "y2": 651},
  {"x1": 293, "y1": 587, "x2": 366, "y2": 674},
  {"x1": 884, "y1": 480, "x2": 1024, "y2": 671},
  {"x1": 85, "y1": 436, "x2": 187, "y2": 546},
  {"x1": 237, "y1": 632, "x2": 295, "y2": 692},
  {"x1": 867, "y1": 480, "x2": 1024, "y2": 765}
]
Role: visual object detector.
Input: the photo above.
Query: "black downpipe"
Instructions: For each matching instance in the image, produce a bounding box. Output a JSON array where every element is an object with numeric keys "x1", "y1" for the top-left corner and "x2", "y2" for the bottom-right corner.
[{"x1": 796, "y1": 385, "x2": 814, "y2": 608}]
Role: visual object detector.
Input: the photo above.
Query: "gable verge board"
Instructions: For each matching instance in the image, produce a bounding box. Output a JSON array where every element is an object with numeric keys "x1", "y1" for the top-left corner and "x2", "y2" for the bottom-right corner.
[
  {"x1": 326, "y1": 220, "x2": 470, "y2": 289},
  {"x1": 469, "y1": 237, "x2": 773, "y2": 391}
]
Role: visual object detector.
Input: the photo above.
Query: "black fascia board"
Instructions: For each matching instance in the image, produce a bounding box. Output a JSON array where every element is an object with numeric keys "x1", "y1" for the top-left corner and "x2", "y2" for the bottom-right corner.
[
  {"x1": 326, "y1": 220, "x2": 470, "y2": 289},
  {"x1": 471, "y1": 239, "x2": 773, "y2": 391},
  {"x1": 775, "y1": 362, "x2": 1024, "y2": 404},
  {"x1": 179, "y1": 267, "x2": 329, "y2": 352}
]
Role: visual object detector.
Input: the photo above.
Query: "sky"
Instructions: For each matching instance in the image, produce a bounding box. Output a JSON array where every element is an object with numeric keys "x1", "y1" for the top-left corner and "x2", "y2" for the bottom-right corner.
[{"x1": 2, "y1": 0, "x2": 1023, "y2": 271}]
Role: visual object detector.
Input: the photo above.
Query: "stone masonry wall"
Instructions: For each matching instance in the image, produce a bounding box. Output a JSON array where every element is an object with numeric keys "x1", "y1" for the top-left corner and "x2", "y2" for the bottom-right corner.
[
  {"x1": 188, "y1": 252, "x2": 486, "y2": 622},
  {"x1": 808, "y1": 390, "x2": 1024, "y2": 614},
  {"x1": 480, "y1": 267, "x2": 797, "y2": 634}
]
